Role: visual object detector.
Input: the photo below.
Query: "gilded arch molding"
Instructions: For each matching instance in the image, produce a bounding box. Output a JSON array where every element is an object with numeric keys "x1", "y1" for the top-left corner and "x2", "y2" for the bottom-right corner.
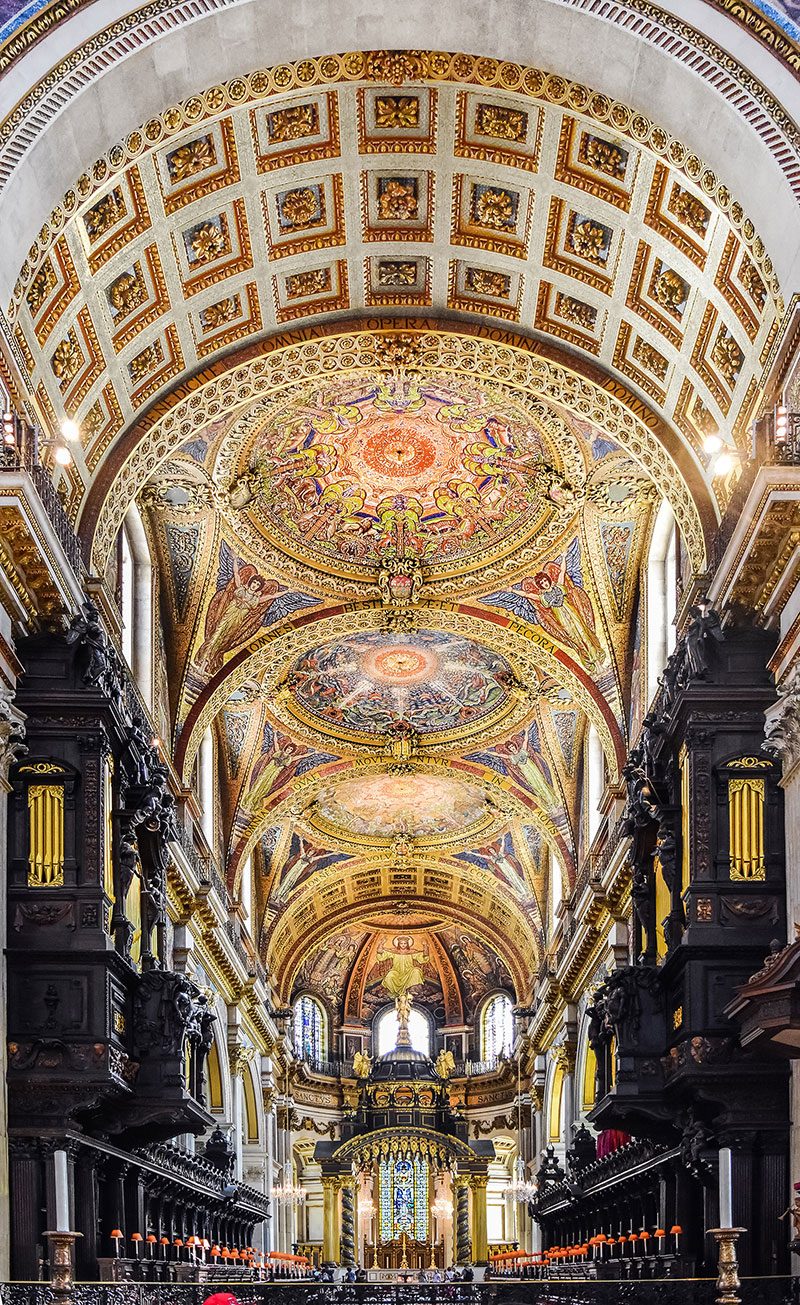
[
  {"x1": 173, "y1": 600, "x2": 626, "y2": 789},
  {"x1": 228, "y1": 750, "x2": 574, "y2": 899},
  {"x1": 269, "y1": 883, "x2": 537, "y2": 1003}
]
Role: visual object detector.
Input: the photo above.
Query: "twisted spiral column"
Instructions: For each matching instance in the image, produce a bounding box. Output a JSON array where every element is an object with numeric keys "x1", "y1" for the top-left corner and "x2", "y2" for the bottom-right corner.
[
  {"x1": 454, "y1": 1176, "x2": 471, "y2": 1264},
  {"x1": 339, "y1": 1180, "x2": 356, "y2": 1267}
]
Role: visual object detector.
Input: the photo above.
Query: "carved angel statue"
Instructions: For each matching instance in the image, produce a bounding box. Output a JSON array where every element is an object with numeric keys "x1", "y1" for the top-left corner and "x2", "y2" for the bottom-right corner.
[
  {"x1": 684, "y1": 598, "x2": 724, "y2": 679},
  {"x1": 435, "y1": 1049, "x2": 456, "y2": 1080},
  {"x1": 66, "y1": 599, "x2": 118, "y2": 694},
  {"x1": 0, "y1": 690, "x2": 26, "y2": 774},
  {"x1": 353, "y1": 1050, "x2": 372, "y2": 1079}
]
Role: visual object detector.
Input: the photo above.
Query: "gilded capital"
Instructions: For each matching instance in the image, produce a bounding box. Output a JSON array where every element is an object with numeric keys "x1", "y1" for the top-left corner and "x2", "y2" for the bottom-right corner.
[
  {"x1": 551, "y1": 1042, "x2": 577, "y2": 1075},
  {"x1": 229, "y1": 1043, "x2": 256, "y2": 1077}
]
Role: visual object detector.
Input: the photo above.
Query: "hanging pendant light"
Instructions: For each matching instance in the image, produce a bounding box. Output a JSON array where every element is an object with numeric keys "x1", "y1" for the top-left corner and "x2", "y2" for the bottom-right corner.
[
  {"x1": 503, "y1": 1154, "x2": 538, "y2": 1203},
  {"x1": 271, "y1": 1175, "x2": 308, "y2": 1207},
  {"x1": 431, "y1": 1195, "x2": 454, "y2": 1221},
  {"x1": 504, "y1": 1047, "x2": 538, "y2": 1202},
  {"x1": 271, "y1": 1054, "x2": 307, "y2": 1206}
]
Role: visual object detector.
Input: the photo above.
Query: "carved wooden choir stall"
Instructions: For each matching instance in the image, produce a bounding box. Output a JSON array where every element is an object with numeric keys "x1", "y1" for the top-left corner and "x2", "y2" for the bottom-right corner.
[
  {"x1": 530, "y1": 605, "x2": 789, "y2": 1278},
  {"x1": 6, "y1": 609, "x2": 268, "y2": 1281}
]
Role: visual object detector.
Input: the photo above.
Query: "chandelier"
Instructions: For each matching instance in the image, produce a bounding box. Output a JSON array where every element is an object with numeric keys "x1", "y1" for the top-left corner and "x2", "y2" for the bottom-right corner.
[
  {"x1": 357, "y1": 1198, "x2": 376, "y2": 1224},
  {"x1": 503, "y1": 1155, "x2": 537, "y2": 1203},
  {"x1": 271, "y1": 1179, "x2": 308, "y2": 1206},
  {"x1": 271, "y1": 1058, "x2": 307, "y2": 1205},
  {"x1": 503, "y1": 1041, "x2": 537, "y2": 1203},
  {"x1": 431, "y1": 1196, "x2": 454, "y2": 1221}
]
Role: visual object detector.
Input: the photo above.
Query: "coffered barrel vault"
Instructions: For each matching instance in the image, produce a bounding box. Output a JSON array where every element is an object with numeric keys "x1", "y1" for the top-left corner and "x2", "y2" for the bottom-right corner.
[{"x1": 3, "y1": 54, "x2": 782, "y2": 538}]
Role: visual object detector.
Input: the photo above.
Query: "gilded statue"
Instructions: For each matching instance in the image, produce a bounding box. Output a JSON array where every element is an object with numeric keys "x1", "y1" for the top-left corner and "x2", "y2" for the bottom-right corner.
[
  {"x1": 435, "y1": 1049, "x2": 456, "y2": 1079},
  {"x1": 353, "y1": 1050, "x2": 372, "y2": 1079}
]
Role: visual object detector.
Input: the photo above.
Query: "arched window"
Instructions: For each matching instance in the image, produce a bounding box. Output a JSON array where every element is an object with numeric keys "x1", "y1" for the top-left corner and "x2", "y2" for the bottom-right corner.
[
  {"x1": 293, "y1": 995, "x2": 324, "y2": 1063},
  {"x1": 481, "y1": 993, "x2": 513, "y2": 1061},
  {"x1": 198, "y1": 725, "x2": 215, "y2": 846},
  {"x1": 548, "y1": 847, "x2": 562, "y2": 937},
  {"x1": 375, "y1": 1006, "x2": 430, "y2": 1056},
  {"x1": 120, "y1": 526, "x2": 134, "y2": 670}
]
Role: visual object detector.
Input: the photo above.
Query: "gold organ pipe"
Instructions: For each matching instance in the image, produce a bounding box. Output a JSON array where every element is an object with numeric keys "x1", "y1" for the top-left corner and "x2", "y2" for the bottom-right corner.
[
  {"x1": 728, "y1": 777, "x2": 765, "y2": 881},
  {"x1": 27, "y1": 784, "x2": 64, "y2": 887}
]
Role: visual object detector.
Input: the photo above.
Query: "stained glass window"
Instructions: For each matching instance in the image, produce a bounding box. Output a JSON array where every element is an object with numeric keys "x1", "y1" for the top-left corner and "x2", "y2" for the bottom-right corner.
[
  {"x1": 293, "y1": 995, "x2": 323, "y2": 1063},
  {"x1": 481, "y1": 992, "x2": 513, "y2": 1061},
  {"x1": 379, "y1": 1156, "x2": 429, "y2": 1242}
]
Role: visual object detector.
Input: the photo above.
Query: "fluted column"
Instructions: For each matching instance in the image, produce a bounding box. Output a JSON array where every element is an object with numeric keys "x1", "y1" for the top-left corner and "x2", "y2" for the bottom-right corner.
[
  {"x1": 553, "y1": 1041, "x2": 577, "y2": 1143},
  {"x1": 9, "y1": 1139, "x2": 40, "y2": 1281},
  {"x1": 339, "y1": 1178, "x2": 355, "y2": 1267},
  {"x1": 322, "y1": 1175, "x2": 340, "y2": 1264},
  {"x1": 453, "y1": 1176, "x2": 470, "y2": 1264},
  {"x1": 529, "y1": 1087, "x2": 543, "y2": 1253},
  {"x1": 262, "y1": 1079, "x2": 276, "y2": 1253},
  {"x1": 469, "y1": 1174, "x2": 488, "y2": 1263}
]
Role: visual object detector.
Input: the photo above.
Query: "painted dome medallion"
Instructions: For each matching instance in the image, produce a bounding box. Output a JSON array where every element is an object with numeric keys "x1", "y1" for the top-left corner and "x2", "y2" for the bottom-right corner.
[
  {"x1": 313, "y1": 773, "x2": 490, "y2": 838},
  {"x1": 282, "y1": 628, "x2": 520, "y2": 747},
  {"x1": 218, "y1": 371, "x2": 576, "y2": 589}
]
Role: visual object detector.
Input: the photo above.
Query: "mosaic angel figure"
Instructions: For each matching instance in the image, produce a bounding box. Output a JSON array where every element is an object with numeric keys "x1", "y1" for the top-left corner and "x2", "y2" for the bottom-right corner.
[
  {"x1": 194, "y1": 543, "x2": 281, "y2": 674},
  {"x1": 518, "y1": 541, "x2": 606, "y2": 670}
]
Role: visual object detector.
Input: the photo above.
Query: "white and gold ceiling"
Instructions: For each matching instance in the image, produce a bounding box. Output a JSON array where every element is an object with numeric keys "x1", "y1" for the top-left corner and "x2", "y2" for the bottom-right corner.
[{"x1": 1, "y1": 49, "x2": 788, "y2": 1007}]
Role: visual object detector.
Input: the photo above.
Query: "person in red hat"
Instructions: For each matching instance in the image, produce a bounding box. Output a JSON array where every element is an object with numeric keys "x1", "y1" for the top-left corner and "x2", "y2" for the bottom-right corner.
[{"x1": 203, "y1": 1293, "x2": 240, "y2": 1305}]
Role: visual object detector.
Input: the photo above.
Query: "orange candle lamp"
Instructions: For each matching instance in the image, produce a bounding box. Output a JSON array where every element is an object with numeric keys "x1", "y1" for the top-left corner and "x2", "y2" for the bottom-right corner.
[
  {"x1": 130, "y1": 1232, "x2": 142, "y2": 1259},
  {"x1": 110, "y1": 1229, "x2": 123, "y2": 1257}
]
